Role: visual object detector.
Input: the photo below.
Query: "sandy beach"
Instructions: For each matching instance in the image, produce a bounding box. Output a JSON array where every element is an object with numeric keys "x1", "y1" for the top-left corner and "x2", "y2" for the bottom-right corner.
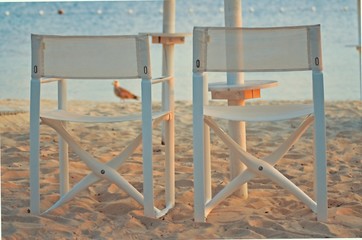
[{"x1": 1, "y1": 99, "x2": 361, "y2": 239}]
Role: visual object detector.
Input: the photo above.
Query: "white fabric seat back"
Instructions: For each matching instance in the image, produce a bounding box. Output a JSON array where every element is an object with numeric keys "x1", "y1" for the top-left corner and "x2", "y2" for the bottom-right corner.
[
  {"x1": 31, "y1": 34, "x2": 151, "y2": 80},
  {"x1": 193, "y1": 25, "x2": 322, "y2": 73}
]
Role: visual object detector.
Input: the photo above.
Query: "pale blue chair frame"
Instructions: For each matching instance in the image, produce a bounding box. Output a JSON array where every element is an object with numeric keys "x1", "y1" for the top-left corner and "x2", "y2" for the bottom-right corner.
[
  {"x1": 192, "y1": 25, "x2": 327, "y2": 222},
  {"x1": 29, "y1": 34, "x2": 175, "y2": 218}
]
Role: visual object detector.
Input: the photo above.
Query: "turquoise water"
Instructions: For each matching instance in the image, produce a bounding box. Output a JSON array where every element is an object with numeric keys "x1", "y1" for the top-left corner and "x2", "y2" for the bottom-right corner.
[{"x1": 0, "y1": 0, "x2": 360, "y2": 101}]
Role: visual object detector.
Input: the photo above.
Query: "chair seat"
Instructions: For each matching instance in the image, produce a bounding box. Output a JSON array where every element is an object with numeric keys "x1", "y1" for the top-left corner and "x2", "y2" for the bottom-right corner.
[
  {"x1": 41, "y1": 110, "x2": 170, "y2": 123},
  {"x1": 204, "y1": 104, "x2": 313, "y2": 122},
  {"x1": 208, "y1": 80, "x2": 278, "y2": 91}
]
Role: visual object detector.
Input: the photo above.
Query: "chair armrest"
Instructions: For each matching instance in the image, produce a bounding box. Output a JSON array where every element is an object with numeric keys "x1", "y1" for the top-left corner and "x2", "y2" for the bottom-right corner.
[
  {"x1": 40, "y1": 78, "x2": 64, "y2": 84},
  {"x1": 150, "y1": 76, "x2": 173, "y2": 84}
]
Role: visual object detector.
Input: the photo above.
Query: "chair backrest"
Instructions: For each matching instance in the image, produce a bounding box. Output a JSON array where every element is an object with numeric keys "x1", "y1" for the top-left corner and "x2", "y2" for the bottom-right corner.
[
  {"x1": 193, "y1": 25, "x2": 322, "y2": 73},
  {"x1": 31, "y1": 34, "x2": 151, "y2": 80}
]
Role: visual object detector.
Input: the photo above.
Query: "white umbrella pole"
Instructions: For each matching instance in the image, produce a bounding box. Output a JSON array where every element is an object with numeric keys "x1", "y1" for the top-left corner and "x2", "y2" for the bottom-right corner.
[
  {"x1": 163, "y1": 0, "x2": 175, "y2": 33},
  {"x1": 224, "y1": 0, "x2": 248, "y2": 199},
  {"x1": 161, "y1": 0, "x2": 175, "y2": 140},
  {"x1": 161, "y1": 0, "x2": 175, "y2": 119},
  {"x1": 162, "y1": 0, "x2": 176, "y2": 207}
]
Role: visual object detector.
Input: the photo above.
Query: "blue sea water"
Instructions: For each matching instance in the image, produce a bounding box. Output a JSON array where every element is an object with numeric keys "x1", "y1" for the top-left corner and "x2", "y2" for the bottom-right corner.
[{"x1": 0, "y1": 0, "x2": 360, "y2": 101}]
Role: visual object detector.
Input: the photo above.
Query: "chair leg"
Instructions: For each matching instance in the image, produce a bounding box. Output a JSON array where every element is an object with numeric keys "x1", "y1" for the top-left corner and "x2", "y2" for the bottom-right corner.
[
  {"x1": 313, "y1": 72, "x2": 328, "y2": 221},
  {"x1": 313, "y1": 125, "x2": 328, "y2": 221},
  {"x1": 193, "y1": 125, "x2": 206, "y2": 222},
  {"x1": 193, "y1": 72, "x2": 207, "y2": 222},
  {"x1": 203, "y1": 123, "x2": 212, "y2": 202},
  {"x1": 142, "y1": 79, "x2": 156, "y2": 217},
  {"x1": 29, "y1": 78, "x2": 41, "y2": 215},
  {"x1": 58, "y1": 79, "x2": 69, "y2": 196},
  {"x1": 164, "y1": 117, "x2": 175, "y2": 209}
]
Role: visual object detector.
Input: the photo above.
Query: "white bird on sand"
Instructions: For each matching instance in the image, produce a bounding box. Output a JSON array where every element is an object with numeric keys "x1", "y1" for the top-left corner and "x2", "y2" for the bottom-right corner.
[{"x1": 113, "y1": 80, "x2": 139, "y2": 101}]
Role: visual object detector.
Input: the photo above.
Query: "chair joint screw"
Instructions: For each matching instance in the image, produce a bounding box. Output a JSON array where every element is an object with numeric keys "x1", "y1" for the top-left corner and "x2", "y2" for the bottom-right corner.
[
  {"x1": 258, "y1": 166, "x2": 263, "y2": 171},
  {"x1": 101, "y1": 170, "x2": 105, "y2": 174}
]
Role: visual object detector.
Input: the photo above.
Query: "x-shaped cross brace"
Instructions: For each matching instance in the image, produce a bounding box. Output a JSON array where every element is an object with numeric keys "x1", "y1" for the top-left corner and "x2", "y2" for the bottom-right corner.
[
  {"x1": 40, "y1": 114, "x2": 170, "y2": 218},
  {"x1": 201, "y1": 114, "x2": 317, "y2": 217}
]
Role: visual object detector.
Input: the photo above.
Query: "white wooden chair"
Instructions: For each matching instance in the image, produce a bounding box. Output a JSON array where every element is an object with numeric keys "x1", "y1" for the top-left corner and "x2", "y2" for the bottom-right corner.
[
  {"x1": 192, "y1": 25, "x2": 327, "y2": 222},
  {"x1": 29, "y1": 34, "x2": 175, "y2": 218}
]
